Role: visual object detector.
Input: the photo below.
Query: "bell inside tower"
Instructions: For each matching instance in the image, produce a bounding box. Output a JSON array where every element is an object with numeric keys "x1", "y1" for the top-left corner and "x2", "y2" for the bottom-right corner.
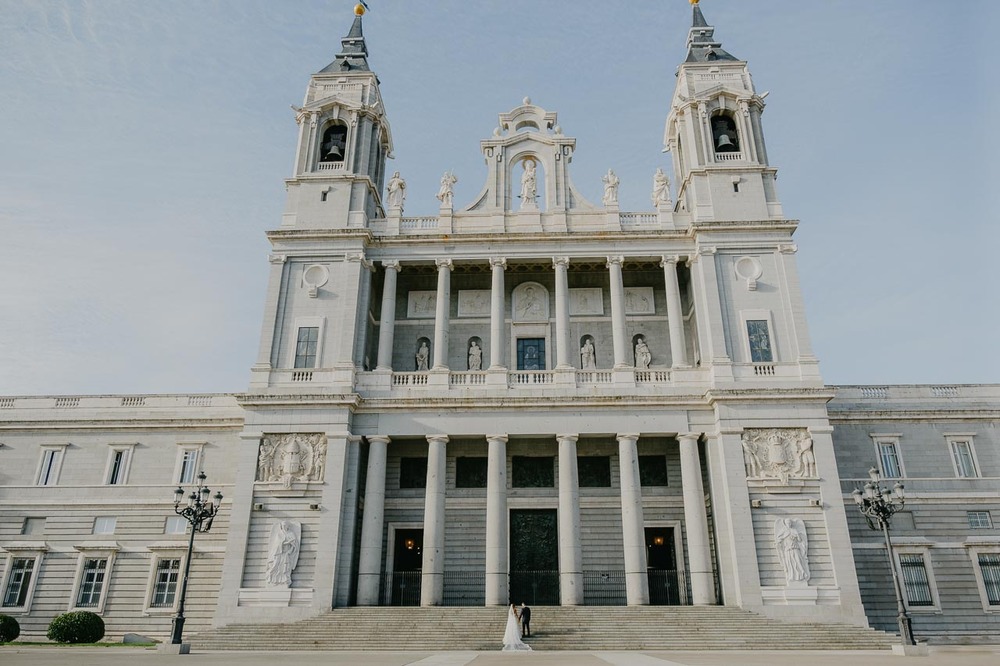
[
  {"x1": 320, "y1": 123, "x2": 347, "y2": 163},
  {"x1": 711, "y1": 115, "x2": 740, "y2": 153}
]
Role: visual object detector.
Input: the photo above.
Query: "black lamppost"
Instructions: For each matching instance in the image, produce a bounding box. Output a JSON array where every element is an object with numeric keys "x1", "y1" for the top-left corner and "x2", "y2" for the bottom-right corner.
[
  {"x1": 170, "y1": 471, "x2": 223, "y2": 647},
  {"x1": 851, "y1": 466, "x2": 914, "y2": 646}
]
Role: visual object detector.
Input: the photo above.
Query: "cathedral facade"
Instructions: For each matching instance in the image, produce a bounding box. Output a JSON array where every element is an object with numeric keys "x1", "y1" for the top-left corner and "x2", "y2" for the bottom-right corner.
[{"x1": 1, "y1": 4, "x2": 997, "y2": 645}]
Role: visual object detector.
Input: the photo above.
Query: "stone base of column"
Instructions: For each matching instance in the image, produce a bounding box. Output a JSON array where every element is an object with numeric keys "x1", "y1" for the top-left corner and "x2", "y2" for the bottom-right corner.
[
  {"x1": 625, "y1": 571, "x2": 650, "y2": 606},
  {"x1": 356, "y1": 574, "x2": 380, "y2": 606},
  {"x1": 428, "y1": 368, "x2": 450, "y2": 389},
  {"x1": 612, "y1": 367, "x2": 637, "y2": 388},
  {"x1": 485, "y1": 572, "x2": 508, "y2": 606},
  {"x1": 420, "y1": 572, "x2": 443, "y2": 606},
  {"x1": 690, "y1": 572, "x2": 715, "y2": 605},
  {"x1": 486, "y1": 367, "x2": 508, "y2": 387},
  {"x1": 560, "y1": 572, "x2": 584, "y2": 606},
  {"x1": 554, "y1": 366, "x2": 577, "y2": 387}
]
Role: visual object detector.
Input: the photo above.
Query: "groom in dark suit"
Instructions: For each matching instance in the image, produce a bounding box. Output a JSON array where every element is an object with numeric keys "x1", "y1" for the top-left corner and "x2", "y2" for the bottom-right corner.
[{"x1": 520, "y1": 602, "x2": 531, "y2": 637}]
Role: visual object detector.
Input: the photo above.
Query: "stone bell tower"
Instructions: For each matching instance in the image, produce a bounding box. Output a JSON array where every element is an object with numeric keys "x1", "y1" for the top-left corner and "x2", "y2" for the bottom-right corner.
[
  {"x1": 283, "y1": 4, "x2": 393, "y2": 230},
  {"x1": 664, "y1": 1, "x2": 781, "y2": 224}
]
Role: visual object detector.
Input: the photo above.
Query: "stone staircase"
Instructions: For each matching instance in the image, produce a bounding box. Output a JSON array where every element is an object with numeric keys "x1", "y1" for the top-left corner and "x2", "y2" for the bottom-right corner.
[{"x1": 190, "y1": 606, "x2": 897, "y2": 651}]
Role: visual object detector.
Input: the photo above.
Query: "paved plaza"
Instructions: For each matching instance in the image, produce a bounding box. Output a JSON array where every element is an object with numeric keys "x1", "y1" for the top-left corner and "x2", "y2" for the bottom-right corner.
[{"x1": 2, "y1": 647, "x2": 1000, "y2": 666}]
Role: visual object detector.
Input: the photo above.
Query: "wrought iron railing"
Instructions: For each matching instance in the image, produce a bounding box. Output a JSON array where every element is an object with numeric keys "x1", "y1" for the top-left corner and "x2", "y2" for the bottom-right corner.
[
  {"x1": 443, "y1": 571, "x2": 486, "y2": 606},
  {"x1": 379, "y1": 571, "x2": 421, "y2": 606},
  {"x1": 509, "y1": 570, "x2": 560, "y2": 605},
  {"x1": 647, "y1": 569, "x2": 681, "y2": 605},
  {"x1": 583, "y1": 570, "x2": 626, "y2": 606}
]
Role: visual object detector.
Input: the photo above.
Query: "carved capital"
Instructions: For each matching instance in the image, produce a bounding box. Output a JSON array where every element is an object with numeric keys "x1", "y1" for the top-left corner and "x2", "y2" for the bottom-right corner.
[
  {"x1": 426, "y1": 434, "x2": 450, "y2": 445},
  {"x1": 678, "y1": 432, "x2": 701, "y2": 443},
  {"x1": 367, "y1": 435, "x2": 391, "y2": 446},
  {"x1": 269, "y1": 254, "x2": 287, "y2": 265},
  {"x1": 616, "y1": 433, "x2": 640, "y2": 445},
  {"x1": 552, "y1": 256, "x2": 570, "y2": 269},
  {"x1": 778, "y1": 244, "x2": 798, "y2": 255},
  {"x1": 606, "y1": 255, "x2": 625, "y2": 269},
  {"x1": 556, "y1": 434, "x2": 579, "y2": 444},
  {"x1": 485, "y1": 434, "x2": 509, "y2": 444},
  {"x1": 435, "y1": 258, "x2": 454, "y2": 271},
  {"x1": 697, "y1": 246, "x2": 717, "y2": 257},
  {"x1": 489, "y1": 257, "x2": 507, "y2": 270},
  {"x1": 659, "y1": 255, "x2": 680, "y2": 268},
  {"x1": 382, "y1": 260, "x2": 401, "y2": 272}
]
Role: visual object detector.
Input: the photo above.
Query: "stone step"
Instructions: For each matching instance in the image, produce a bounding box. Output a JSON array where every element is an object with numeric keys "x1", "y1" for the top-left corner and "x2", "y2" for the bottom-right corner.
[{"x1": 191, "y1": 606, "x2": 895, "y2": 651}]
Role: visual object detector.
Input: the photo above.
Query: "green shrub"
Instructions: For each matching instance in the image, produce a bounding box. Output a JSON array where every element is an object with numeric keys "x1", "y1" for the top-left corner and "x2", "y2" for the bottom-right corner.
[
  {"x1": 0, "y1": 614, "x2": 20, "y2": 642},
  {"x1": 46, "y1": 611, "x2": 105, "y2": 644}
]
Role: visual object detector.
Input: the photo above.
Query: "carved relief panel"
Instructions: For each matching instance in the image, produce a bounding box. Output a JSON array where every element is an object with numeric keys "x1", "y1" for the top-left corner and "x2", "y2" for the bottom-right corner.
[
  {"x1": 741, "y1": 428, "x2": 817, "y2": 484},
  {"x1": 257, "y1": 434, "x2": 328, "y2": 488}
]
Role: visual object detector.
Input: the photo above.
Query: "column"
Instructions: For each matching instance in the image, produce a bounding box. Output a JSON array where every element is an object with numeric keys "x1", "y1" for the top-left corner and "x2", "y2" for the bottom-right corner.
[
  {"x1": 489, "y1": 257, "x2": 507, "y2": 369},
  {"x1": 607, "y1": 256, "x2": 628, "y2": 368},
  {"x1": 553, "y1": 257, "x2": 571, "y2": 369},
  {"x1": 689, "y1": 249, "x2": 731, "y2": 367},
  {"x1": 421, "y1": 434, "x2": 448, "y2": 606},
  {"x1": 485, "y1": 434, "x2": 509, "y2": 605},
  {"x1": 357, "y1": 436, "x2": 390, "y2": 605},
  {"x1": 660, "y1": 256, "x2": 690, "y2": 368},
  {"x1": 679, "y1": 433, "x2": 714, "y2": 605},
  {"x1": 617, "y1": 433, "x2": 649, "y2": 605},
  {"x1": 375, "y1": 262, "x2": 400, "y2": 371},
  {"x1": 557, "y1": 434, "x2": 583, "y2": 605},
  {"x1": 432, "y1": 259, "x2": 453, "y2": 370}
]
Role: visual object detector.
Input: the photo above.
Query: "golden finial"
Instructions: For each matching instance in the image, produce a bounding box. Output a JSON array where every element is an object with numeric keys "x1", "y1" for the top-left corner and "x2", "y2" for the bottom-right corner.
[
  {"x1": 354, "y1": 3, "x2": 366, "y2": 16},
  {"x1": 690, "y1": 0, "x2": 700, "y2": 5}
]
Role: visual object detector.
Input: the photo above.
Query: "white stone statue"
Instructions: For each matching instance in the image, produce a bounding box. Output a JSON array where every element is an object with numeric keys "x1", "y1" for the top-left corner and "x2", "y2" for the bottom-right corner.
[
  {"x1": 265, "y1": 520, "x2": 301, "y2": 588},
  {"x1": 436, "y1": 171, "x2": 457, "y2": 207},
  {"x1": 279, "y1": 436, "x2": 304, "y2": 489},
  {"x1": 257, "y1": 437, "x2": 277, "y2": 482},
  {"x1": 652, "y1": 167, "x2": 671, "y2": 207},
  {"x1": 386, "y1": 171, "x2": 406, "y2": 209},
  {"x1": 773, "y1": 518, "x2": 810, "y2": 584},
  {"x1": 415, "y1": 341, "x2": 430, "y2": 371},
  {"x1": 580, "y1": 339, "x2": 596, "y2": 370},
  {"x1": 311, "y1": 438, "x2": 327, "y2": 482},
  {"x1": 634, "y1": 338, "x2": 651, "y2": 369},
  {"x1": 799, "y1": 437, "x2": 817, "y2": 478},
  {"x1": 519, "y1": 159, "x2": 537, "y2": 209},
  {"x1": 602, "y1": 169, "x2": 620, "y2": 205},
  {"x1": 468, "y1": 340, "x2": 483, "y2": 370}
]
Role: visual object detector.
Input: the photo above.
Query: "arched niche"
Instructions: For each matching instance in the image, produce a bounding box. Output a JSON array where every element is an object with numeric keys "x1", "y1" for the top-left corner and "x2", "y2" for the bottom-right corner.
[
  {"x1": 467, "y1": 337, "x2": 484, "y2": 371},
  {"x1": 511, "y1": 154, "x2": 546, "y2": 212},
  {"x1": 632, "y1": 334, "x2": 652, "y2": 369},
  {"x1": 579, "y1": 335, "x2": 597, "y2": 370},
  {"x1": 414, "y1": 337, "x2": 431, "y2": 372},
  {"x1": 711, "y1": 113, "x2": 740, "y2": 153},
  {"x1": 512, "y1": 282, "x2": 549, "y2": 322},
  {"x1": 319, "y1": 122, "x2": 348, "y2": 164}
]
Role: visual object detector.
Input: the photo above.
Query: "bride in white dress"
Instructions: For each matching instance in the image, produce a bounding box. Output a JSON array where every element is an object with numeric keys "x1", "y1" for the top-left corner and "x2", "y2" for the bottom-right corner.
[{"x1": 502, "y1": 603, "x2": 532, "y2": 651}]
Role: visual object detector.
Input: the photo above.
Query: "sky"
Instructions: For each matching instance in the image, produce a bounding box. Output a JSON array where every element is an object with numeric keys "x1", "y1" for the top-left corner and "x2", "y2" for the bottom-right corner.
[{"x1": 0, "y1": 0, "x2": 997, "y2": 396}]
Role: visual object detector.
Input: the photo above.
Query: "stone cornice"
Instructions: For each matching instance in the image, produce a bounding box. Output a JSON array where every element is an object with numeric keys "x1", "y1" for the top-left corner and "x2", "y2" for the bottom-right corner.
[
  {"x1": 828, "y1": 410, "x2": 1000, "y2": 423},
  {"x1": 235, "y1": 393, "x2": 362, "y2": 409},
  {"x1": 355, "y1": 394, "x2": 711, "y2": 412},
  {"x1": 0, "y1": 419, "x2": 244, "y2": 432},
  {"x1": 704, "y1": 388, "x2": 837, "y2": 404},
  {"x1": 266, "y1": 229, "x2": 374, "y2": 244},
  {"x1": 372, "y1": 229, "x2": 690, "y2": 247},
  {"x1": 691, "y1": 219, "x2": 799, "y2": 232}
]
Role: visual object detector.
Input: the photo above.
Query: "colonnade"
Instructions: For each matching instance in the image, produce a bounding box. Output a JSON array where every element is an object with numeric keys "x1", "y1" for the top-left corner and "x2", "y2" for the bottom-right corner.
[
  {"x1": 374, "y1": 256, "x2": 691, "y2": 372},
  {"x1": 355, "y1": 432, "x2": 714, "y2": 607}
]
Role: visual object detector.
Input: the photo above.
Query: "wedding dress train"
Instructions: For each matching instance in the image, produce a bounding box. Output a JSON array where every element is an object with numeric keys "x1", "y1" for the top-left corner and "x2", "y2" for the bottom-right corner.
[{"x1": 501, "y1": 604, "x2": 532, "y2": 651}]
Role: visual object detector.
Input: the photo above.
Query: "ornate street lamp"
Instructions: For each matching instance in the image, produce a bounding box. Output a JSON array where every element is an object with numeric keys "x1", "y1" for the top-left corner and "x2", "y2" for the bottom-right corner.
[
  {"x1": 851, "y1": 466, "x2": 914, "y2": 646},
  {"x1": 169, "y1": 471, "x2": 223, "y2": 650}
]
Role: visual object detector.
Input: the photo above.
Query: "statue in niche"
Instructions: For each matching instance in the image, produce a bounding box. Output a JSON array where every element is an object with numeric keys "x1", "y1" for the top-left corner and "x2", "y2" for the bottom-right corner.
[
  {"x1": 436, "y1": 171, "x2": 457, "y2": 207},
  {"x1": 519, "y1": 159, "x2": 537, "y2": 209},
  {"x1": 415, "y1": 341, "x2": 430, "y2": 371},
  {"x1": 256, "y1": 434, "x2": 328, "y2": 485},
  {"x1": 634, "y1": 338, "x2": 651, "y2": 369},
  {"x1": 386, "y1": 171, "x2": 406, "y2": 209},
  {"x1": 265, "y1": 520, "x2": 301, "y2": 588},
  {"x1": 652, "y1": 167, "x2": 672, "y2": 207},
  {"x1": 773, "y1": 518, "x2": 810, "y2": 584},
  {"x1": 602, "y1": 169, "x2": 620, "y2": 205},
  {"x1": 740, "y1": 428, "x2": 818, "y2": 484},
  {"x1": 580, "y1": 339, "x2": 597, "y2": 370},
  {"x1": 468, "y1": 341, "x2": 483, "y2": 370}
]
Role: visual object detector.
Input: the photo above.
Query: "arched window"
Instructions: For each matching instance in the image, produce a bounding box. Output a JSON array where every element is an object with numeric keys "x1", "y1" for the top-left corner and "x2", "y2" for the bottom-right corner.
[
  {"x1": 319, "y1": 123, "x2": 347, "y2": 163},
  {"x1": 711, "y1": 114, "x2": 740, "y2": 153}
]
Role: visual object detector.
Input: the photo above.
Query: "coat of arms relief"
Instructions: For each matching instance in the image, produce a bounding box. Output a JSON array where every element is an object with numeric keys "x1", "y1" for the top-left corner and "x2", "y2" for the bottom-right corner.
[
  {"x1": 740, "y1": 428, "x2": 817, "y2": 484},
  {"x1": 256, "y1": 433, "x2": 328, "y2": 488}
]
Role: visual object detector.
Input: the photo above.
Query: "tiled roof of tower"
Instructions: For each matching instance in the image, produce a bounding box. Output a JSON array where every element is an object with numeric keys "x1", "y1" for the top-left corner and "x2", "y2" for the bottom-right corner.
[
  {"x1": 685, "y1": 4, "x2": 739, "y2": 63},
  {"x1": 318, "y1": 14, "x2": 370, "y2": 73}
]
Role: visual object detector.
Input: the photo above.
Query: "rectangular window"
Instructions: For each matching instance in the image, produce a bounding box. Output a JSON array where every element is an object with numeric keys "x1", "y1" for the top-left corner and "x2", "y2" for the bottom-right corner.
[
  {"x1": 294, "y1": 326, "x2": 320, "y2": 368},
  {"x1": 877, "y1": 440, "x2": 902, "y2": 478},
  {"x1": 516, "y1": 338, "x2": 546, "y2": 371},
  {"x1": 150, "y1": 558, "x2": 181, "y2": 608},
  {"x1": 746, "y1": 320, "x2": 773, "y2": 363},
  {"x1": 2, "y1": 558, "x2": 35, "y2": 608},
  {"x1": 399, "y1": 457, "x2": 428, "y2": 489},
  {"x1": 455, "y1": 457, "x2": 488, "y2": 488},
  {"x1": 512, "y1": 456, "x2": 554, "y2": 488},
  {"x1": 178, "y1": 449, "x2": 199, "y2": 484},
  {"x1": 93, "y1": 517, "x2": 117, "y2": 535},
  {"x1": 76, "y1": 558, "x2": 108, "y2": 608},
  {"x1": 36, "y1": 448, "x2": 64, "y2": 486},
  {"x1": 951, "y1": 440, "x2": 979, "y2": 478},
  {"x1": 898, "y1": 553, "x2": 934, "y2": 607},
  {"x1": 639, "y1": 455, "x2": 669, "y2": 487},
  {"x1": 107, "y1": 449, "x2": 129, "y2": 485},
  {"x1": 165, "y1": 516, "x2": 188, "y2": 535},
  {"x1": 968, "y1": 511, "x2": 994, "y2": 529},
  {"x1": 577, "y1": 456, "x2": 611, "y2": 488},
  {"x1": 979, "y1": 553, "x2": 1000, "y2": 606}
]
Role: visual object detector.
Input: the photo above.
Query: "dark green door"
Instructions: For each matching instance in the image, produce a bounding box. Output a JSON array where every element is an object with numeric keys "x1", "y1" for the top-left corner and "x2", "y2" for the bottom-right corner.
[{"x1": 509, "y1": 509, "x2": 559, "y2": 605}]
